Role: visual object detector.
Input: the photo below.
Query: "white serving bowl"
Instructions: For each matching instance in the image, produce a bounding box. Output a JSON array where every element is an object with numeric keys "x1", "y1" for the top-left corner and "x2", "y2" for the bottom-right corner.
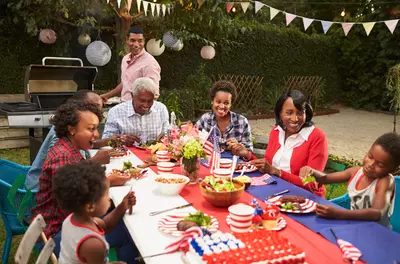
[
  {"x1": 157, "y1": 162, "x2": 175, "y2": 173},
  {"x1": 154, "y1": 174, "x2": 189, "y2": 196},
  {"x1": 213, "y1": 168, "x2": 232, "y2": 179}
]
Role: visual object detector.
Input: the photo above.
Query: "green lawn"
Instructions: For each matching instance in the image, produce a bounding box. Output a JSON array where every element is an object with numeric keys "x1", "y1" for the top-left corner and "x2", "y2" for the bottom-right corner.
[{"x1": 0, "y1": 148, "x2": 347, "y2": 263}]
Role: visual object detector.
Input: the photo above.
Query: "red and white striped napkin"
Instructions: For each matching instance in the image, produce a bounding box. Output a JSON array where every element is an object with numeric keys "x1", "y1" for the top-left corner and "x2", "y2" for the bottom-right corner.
[
  {"x1": 251, "y1": 174, "x2": 275, "y2": 186},
  {"x1": 164, "y1": 226, "x2": 203, "y2": 253},
  {"x1": 337, "y1": 238, "x2": 362, "y2": 264}
]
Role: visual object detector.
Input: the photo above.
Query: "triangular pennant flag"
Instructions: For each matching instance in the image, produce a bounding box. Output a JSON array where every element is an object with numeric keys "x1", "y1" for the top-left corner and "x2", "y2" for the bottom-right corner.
[
  {"x1": 363, "y1": 22, "x2": 375, "y2": 36},
  {"x1": 240, "y1": 2, "x2": 250, "y2": 13},
  {"x1": 384, "y1": 19, "x2": 399, "y2": 34},
  {"x1": 226, "y1": 2, "x2": 234, "y2": 13},
  {"x1": 117, "y1": 0, "x2": 121, "y2": 8},
  {"x1": 270, "y1": 7, "x2": 279, "y2": 20},
  {"x1": 285, "y1": 13, "x2": 296, "y2": 26},
  {"x1": 168, "y1": 6, "x2": 171, "y2": 14},
  {"x1": 143, "y1": 1, "x2": 149, "y2": 16},
  {"x1": 156, "y1": 4, "x2": 161, "y2": 16},
  {"x1": 150, "y1": 3, "x2": 155, "y2": 16},
  {"x1": 127, "y1": 0, "x2": 132, "y2": 11},
  {"x1": 255, "y1": 1, "x2": 265, "y2": 14},
  {"x1": 197, "y1": 0, "x2": 205, "y2": 9},
  {"x1": 107, "y1": 0, "x2": 109, "y2": 3},
  {"x1": 162, "y1": 4, "x2": 166, "y2": 16},
  {"x1": 137, "y1": 0, "x2": 142, "y2": 12},
  {"x1": 302, "y1": 17, "x2": 314, "y2": 31},
  {"x1": 341, "y1": 23, "x2": 354, "y2": 36},
  {"x1": 321, "y1": 20, "x2": 333, "y2": 34}
]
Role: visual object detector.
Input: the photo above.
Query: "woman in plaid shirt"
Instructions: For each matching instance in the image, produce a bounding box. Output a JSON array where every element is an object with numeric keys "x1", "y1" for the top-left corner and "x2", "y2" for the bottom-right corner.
[{"x1": 196, "y1": 80, "x2": 256, "y2": 160}]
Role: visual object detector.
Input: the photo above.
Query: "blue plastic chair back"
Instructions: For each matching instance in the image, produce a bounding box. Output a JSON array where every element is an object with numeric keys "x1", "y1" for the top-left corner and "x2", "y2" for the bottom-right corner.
[
  {"x1": 330, "y1": 193, "x2": 350, "y2": 209},
  {"x1": 391, "y1": 176, "x2": 400, "y2": 233}
]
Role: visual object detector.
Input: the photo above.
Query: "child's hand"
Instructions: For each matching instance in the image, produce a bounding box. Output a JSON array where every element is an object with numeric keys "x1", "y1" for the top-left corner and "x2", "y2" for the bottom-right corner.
[
  {"x1": 121, "y1": 191, "x2": 136, "y2": 211},
  {"x1": 316, "y1": 204, "x2": 339, "y2": 219}
]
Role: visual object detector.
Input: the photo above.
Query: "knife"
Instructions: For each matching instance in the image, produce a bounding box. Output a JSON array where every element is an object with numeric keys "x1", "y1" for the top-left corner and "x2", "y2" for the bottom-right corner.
[
  {"x1": 149, "y1": 203, "x2": 193, "y2": 216},
  {"x1": 267, "y1": 189, "x2": 289, "y2": 200}
]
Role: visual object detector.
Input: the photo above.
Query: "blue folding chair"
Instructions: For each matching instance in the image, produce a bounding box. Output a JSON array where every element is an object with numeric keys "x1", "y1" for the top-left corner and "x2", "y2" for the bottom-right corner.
[
  {"x1": 330, "y1": 176, "x2": 400, "y2": 233},
  {"x1": 0, "y1": 159, "x2": 36, "y2": 264}
]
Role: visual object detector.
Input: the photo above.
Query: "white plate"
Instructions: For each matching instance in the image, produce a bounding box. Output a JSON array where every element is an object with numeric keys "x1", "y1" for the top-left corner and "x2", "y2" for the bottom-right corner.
[
  {"x1": 157, "y1": 212, "x2": 219, "y2": 236},
  {"x1": 267, "y1": 196, "x2": 317, "y2": 213},
  {"x1": 226, "y1": 215, "x2": 286, "y2": 231}
]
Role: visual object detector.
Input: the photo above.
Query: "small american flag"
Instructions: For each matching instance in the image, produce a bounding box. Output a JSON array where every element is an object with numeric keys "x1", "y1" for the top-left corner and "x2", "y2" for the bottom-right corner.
[
  {"x1": 251, "y1": 174, "x2": 274, "y2": 186},
  {"x1": 331, "y1": 229, "x2": 362, "y2": 264},
  {"x1": 203, "y1": 140, "x2": 214, "y2": 156},
  {"x1": 164, "y1": 227, "x2": 203, "y2": 253}
]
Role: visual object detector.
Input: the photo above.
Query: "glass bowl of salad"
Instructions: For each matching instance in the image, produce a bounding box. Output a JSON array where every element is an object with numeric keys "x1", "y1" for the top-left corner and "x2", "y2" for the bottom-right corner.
[{"x1": 200, "y1": 176, "x2": 245, "y2": 207}]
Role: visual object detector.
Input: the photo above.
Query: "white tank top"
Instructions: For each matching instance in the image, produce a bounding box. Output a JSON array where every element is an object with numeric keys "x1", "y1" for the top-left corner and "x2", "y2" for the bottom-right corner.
[
  {"x1": 348, "y1": 168, "x2": 394, "y2": 228},
  {"x1": 59, "y1": 214, "x2": 109, "y2": 264}
]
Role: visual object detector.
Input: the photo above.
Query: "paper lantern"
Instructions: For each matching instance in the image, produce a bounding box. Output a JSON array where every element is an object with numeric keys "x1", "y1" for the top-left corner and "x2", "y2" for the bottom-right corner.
[
  {"x1": 146, "y1": 39, "x2": 165, "y2": 56},
  {"x1": 78, "y1": 34, "x2": 91, "y2": 46},
  {"x1": 39, "y1": 29, "x2": 57, "y2": 44},
  {"x1": 85, "y1": 41, "x2": 112, "y2": 66},
  {"x1": 200, "y1": 46, "x2": 215, "y2": 60},
  {"x1": 162, "y1": 31, "x2": 178, "y2": 48},
  {"x1": 171, "y1": 39, "x2": 184, "y2": 51}
]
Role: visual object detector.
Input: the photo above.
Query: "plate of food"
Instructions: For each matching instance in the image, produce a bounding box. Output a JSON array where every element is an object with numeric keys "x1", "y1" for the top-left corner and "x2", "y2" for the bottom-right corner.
[
  {"x1": 234, "y1": 163, "x2": 258, "y2": 173},
  {"x1": 107, "y1": 138, "x2": 129, "y2": 158},
  {"x1": 107, "y1": 161, "x2": 146, "y2": 180},
  {"x1": 267, "y1": 195, "x2": 317, "y2": 213},
  {"x1": 157, "y1": 211, "x2": 219, "y2": 236}
]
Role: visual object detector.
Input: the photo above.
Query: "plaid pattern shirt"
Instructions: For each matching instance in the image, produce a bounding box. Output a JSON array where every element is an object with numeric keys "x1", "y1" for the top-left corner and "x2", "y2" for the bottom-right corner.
[
  {"x1": 31, "y1": 138, "x2": 84, "y2": 238},
  {"x1": 196, "y1": 111, "x2": 253, "y2": 151},
  {"x1": 102, "y1": 101, "x2": 169, "y2": 142}
]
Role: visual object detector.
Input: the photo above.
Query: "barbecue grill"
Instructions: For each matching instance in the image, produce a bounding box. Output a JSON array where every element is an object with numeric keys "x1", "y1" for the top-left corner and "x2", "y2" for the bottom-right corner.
[{"x1": 0, "y1": 57, "x2": 98, "y2": 163}]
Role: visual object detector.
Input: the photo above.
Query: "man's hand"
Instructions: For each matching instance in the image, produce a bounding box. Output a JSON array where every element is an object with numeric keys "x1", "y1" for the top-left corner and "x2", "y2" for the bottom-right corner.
[
  {"x1": 121, "y1": 134, "x2": 141, "y2": 146},
  {"x1": 108, "y1": 173, "x2": 131, "y2": 186},
  {"x1": 226, "y1": 138, "x2": 239, "y2": 150},
  {"x1": 316, "y1": 204, "x2": 340, "y2": 219},
  {"x1": 231, "y1": 143, "x2": 250, "y2": 159},
  {"x1": 90, "y1": 149, "x2": 111, "y2": 164},
  {"x1": 100, "y1": 94, "x2": 109, "y2": 103},
  {"x1": 121, "y1": 191, "x2": 136, "y2": 212}
]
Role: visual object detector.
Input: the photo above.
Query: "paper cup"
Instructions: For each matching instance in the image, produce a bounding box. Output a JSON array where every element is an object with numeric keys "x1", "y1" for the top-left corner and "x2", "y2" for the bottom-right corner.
[
  {"x1": 157, "y1": 162, "x2": 175, "y2": 173},
  {"x1": 219, "y1": 158, "x2": 233, "y2": 169}
]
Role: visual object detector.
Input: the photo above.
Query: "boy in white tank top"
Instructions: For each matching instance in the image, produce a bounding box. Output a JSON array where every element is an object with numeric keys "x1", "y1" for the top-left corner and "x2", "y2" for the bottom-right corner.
[
  {"x1": 300, "y1": 133, "x2": 399, "y2": 228},
  {"x1": 53, "y1": 160, "x2": 136, "y2": 263}
]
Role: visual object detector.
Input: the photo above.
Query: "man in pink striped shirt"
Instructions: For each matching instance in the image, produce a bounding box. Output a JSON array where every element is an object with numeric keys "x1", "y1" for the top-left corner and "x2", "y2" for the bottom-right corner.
[{"x1": 101, "y1": 26, "x2": 161, "y2": 102}]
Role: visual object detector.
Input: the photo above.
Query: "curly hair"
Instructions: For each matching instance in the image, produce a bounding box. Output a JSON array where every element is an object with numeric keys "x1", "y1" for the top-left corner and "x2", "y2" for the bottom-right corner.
[
  {"x1": 209, "y1": 80, "x2": 238, "y2": 102},
  {"x1": 374, "y1": 132, "x2": 400, "y2": 169},
  {"x1": 52, "y1": 160, "x2": 107, "y2": 213},
  {"x1": 51, "y1": 101, "x2": 103, "y2": 138},
  {"x1": 274, "y1": 90, "x2": 314, "y2": 129}
]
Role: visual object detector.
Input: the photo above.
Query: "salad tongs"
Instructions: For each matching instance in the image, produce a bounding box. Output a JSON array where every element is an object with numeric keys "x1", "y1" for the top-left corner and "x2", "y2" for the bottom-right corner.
[{"x1": 149, "y1": 203, "x2": 193, "y2": 216}]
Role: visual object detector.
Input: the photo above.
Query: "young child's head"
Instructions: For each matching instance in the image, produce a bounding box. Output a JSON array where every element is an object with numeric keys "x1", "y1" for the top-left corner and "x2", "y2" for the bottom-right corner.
[
  {"x1": 363, "y1": 132, "x2": 400, "y2": 179},
  {"x1": 53, "y1": 160, "x2": 110, "y2": 217}
]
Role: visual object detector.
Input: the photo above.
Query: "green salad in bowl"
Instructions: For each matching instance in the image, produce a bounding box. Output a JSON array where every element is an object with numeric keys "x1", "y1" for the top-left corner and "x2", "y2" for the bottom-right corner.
[{"x1": 203, "y1": 176, "x2": 236, "y2": 192}]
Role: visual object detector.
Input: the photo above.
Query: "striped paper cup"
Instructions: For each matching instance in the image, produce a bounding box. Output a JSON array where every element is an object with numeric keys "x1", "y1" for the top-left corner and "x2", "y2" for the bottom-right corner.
[
  {"x1": 213, "y1": 168, "x2": 232, "y2": 179},
  {"x1": 219, "y1": 158, "x2": 233, "y2": 169},
  {"x1": 157, "y1": 162, "x2": 175, "y2": 173},
  {"x1": 156, "y1": 150, "x2": 170, "y2": 162}
]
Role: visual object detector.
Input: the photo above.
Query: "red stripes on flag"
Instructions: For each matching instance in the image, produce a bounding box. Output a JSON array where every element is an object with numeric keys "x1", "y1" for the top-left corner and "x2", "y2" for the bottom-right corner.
[
  {"x1": 337, "y1": 238, "x2": 362, "y2": 264},
  {"x1": 209, "y1": 150, "x2": 220, "y2": 174},
  {"x1": 203, "y1": 140, "x2": 213, "y2": 156},
  {"x1": 164, "y1": 227, "x2": 203, "y2": 254}
]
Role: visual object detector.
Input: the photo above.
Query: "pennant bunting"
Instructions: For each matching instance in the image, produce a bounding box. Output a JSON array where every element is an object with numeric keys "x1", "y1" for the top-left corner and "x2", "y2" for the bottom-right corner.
[
  {"x1": 285, "y1": 13, "x2": 296, "y2": 26},
  {"x1": 197, "y1": 0, "x2": 205, "y2": 9},
  {"x1": 168, "y1": 6, "x2": 171, "y2": 15},
  {"x1": 137, "y1": 0, "x2": 142, "y2": 12},
  {"x1": 321, "y1": 21, "x2": 333, "y2": 34},
  {"x1": 384, "y1": 19, "x2": 399, "y2": 34},
  {"x1": 302, "y1": 17, "x2": 314, "y2": 31},
  {"x1": 342, "y1": 23, "x2": 354, "y2": 36},
  {"x1": 143, "y1": 1, "x2": 149, "y2": 16},
  {"x1": 156, "y1": 4, "x2": 161, "y2": 16},
  {"x1": 363, "y1": 22, "x2": 375, "y2": 36},
  {"x1": 150, "y1": 2, "x2": 155, "y2": 16},
  {"x1": 107, "y1": 0, "x2": 109, "y2": 3},
  {"x1": 127, "y1": 0, "x2": 132, "y2": 12},
  {"x1": 162, "y1": 4, "x2": 166, "y2": 16},
  {"x1": 226, "y1": 2, "x2": 234, "y2": 13},
  {"x1": 241, "y1": 2, "x2": 250, "y2": 13},
  {"x1": 255, "y1": 1, "x2": 265, "y2": 14},
  {"x1": 270, "y1": 7, "x2": 279, "y2": 21},
  {"x1": 116, "y1": 0, "x2": 121, "y2": 8}
]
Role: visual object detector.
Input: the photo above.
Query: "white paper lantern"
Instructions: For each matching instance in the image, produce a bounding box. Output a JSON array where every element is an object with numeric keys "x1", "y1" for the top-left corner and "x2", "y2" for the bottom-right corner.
[
  {"x1": 200, "y1": 46, "x2": 216, "y2": 60},
  {"x1": 78, "y1": 34, "x2": 91, "y2": 46},
  {"x1": 172, "y1": 39, "x2": 184, "y2": 51},
  {"x1": 85, "y1": 41, "x2": 112, "y2": 66},
  {"x1": 39, "y1": 29, "x2": 57, "y2": 44},
  {"x1": 162, "y1": 31, "x2": 179, "y2": 48},
  {"x1": 146, "y1": 39, "x2": 165, "y2": 56}
]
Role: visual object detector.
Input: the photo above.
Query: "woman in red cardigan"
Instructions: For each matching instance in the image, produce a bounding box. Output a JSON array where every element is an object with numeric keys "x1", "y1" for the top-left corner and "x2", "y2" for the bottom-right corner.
[{"x1": 250, "y1": 90, "x2": 328, "y2": 197}]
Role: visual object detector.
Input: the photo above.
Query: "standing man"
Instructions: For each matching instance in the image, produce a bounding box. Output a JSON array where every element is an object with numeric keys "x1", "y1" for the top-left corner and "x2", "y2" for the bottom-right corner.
[{"x1": 101, "y1": 26, "x2": 161, "y2": 102}]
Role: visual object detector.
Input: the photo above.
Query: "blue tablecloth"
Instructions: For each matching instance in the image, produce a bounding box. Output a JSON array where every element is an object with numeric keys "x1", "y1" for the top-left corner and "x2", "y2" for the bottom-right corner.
[{"x1": 207, "y1": 153, "x2": 400, "y2": 263}]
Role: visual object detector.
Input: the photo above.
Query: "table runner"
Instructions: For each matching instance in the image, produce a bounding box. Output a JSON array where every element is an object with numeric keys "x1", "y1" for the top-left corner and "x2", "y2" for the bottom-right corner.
[{"x1": 128, "y1": 147, "x2": 355, "y2": 264}]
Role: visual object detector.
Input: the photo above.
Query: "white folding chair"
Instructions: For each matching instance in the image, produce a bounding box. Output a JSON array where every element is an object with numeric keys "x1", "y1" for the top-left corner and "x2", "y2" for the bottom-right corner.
[{"x1": 15, "y1": 214, "x2": 58, "y2": 264}]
